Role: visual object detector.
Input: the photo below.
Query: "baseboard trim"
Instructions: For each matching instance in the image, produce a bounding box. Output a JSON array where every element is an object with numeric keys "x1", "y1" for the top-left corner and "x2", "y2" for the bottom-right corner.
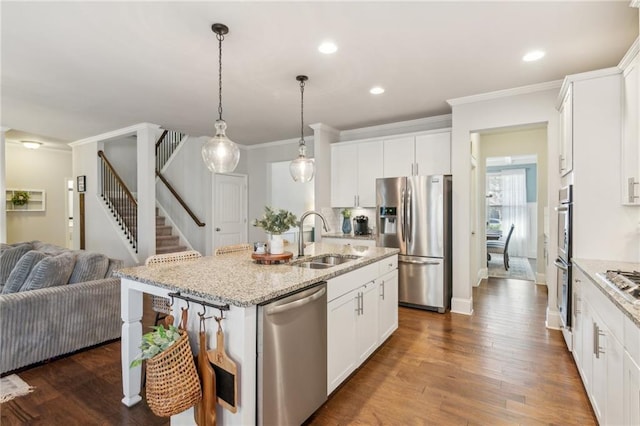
[
  {"x1": 451, "y1": 297, "x2": 473, "y2": 315},
  {"x1": 477, "y1": 268, "x2": 488, "y2": 287},
  {"x1": 546, "y1": 306, "x2": 562, "y2": 330}
]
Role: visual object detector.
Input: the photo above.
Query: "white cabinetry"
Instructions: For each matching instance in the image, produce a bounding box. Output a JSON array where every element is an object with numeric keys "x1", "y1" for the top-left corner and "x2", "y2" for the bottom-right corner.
[
  {"x1": 572, "y1": 266, "x2": 627, "y2": 425},
  {"x1": 621, "y1": 43, "x2": 639, "y2": 205},
  {"x1": 383, "y1": 131, "x2": 451, "y2": 178},
  {"x1": 558, "y1": 85, "x2": 573, "y2": 176},
  {"x1": 326, "y1": 256, "x2": 398, "y2": 395},
  {"x1": 331, "y1": 140, "x2": 383, "y2": 208}
]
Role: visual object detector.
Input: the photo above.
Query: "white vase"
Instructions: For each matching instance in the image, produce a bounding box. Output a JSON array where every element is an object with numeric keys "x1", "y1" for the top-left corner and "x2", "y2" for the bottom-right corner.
[{"x1": 269, "y1": 234, "x2": 284, "y2": 255}]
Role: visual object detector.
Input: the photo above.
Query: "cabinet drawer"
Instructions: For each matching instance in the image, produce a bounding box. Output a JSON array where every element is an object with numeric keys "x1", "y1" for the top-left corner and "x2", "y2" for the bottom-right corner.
[
  {"x1": 378, "y1": 255, "x2": 398, "y2": 276},
  {"x1": 583, "y1": 277, "x2": 624, "y2": 342},
  {"x1": 327, "y1": 263, "x2": 378, "y2": 302}
]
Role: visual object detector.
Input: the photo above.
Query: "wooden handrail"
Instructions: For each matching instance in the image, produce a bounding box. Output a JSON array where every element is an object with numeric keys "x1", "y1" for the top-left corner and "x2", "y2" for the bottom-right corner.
[
  {"x1": 155, "y1": 129, "x2": 169, "y2": 151},
  {"x1": 97, "y1": 151, "x2": 138, "y2": 207},
  {"x1": 155, "y1": 170, "x2": 206, "y2": 227}
]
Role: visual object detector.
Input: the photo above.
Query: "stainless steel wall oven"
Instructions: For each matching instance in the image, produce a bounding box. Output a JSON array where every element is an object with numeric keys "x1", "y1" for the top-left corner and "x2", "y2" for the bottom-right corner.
[{"x1": 554, "y1": 185, "x2": 573, "y2": 333}]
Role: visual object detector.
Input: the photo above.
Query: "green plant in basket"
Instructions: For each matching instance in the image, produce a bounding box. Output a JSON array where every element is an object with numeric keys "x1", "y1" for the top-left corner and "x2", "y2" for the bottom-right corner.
[
  {"x1": 130, "y1": 324, "x2": 181, "y2": 368},
  {"x1": 253, "y1": 206, "x2": 298, "y2": 235}
]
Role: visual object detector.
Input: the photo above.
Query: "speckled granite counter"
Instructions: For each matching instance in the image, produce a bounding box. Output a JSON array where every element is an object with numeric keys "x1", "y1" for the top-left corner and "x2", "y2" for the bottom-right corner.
[
  {"x1": 322, "y1": 232, "x2": 377, "y2": 241},
  {"x1": 115, "y1": 242, "x2": 398, "y2": 308},
  {"x1": 573, "y1": 258, "x2": 640, "y2": 327}
]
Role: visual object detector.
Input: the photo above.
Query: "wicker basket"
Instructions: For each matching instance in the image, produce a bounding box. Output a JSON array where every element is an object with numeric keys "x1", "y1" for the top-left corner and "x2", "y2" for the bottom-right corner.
[{"x1": 145, "y1": 330, "x2": 202, "y2": 417}]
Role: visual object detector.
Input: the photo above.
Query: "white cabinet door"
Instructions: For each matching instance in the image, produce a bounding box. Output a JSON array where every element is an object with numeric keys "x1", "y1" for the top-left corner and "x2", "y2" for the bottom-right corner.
[
  {"x1": 327, "y1": 288, "x2": 358, "y2": 394},
  {"x1": 605, "y1": 328, "x2": 624, "y2": 426},
  {"x1": 356, "y1": 281, "x2": 379, "y2": 364},
  {"x1": 414, "y1": 132, "x2": 451, "y2": 176},
  {"x1": 357, "y1": 140, "x2": 383, "y2": 207},
  {"x1": 331, "y1": 144, "x2": 358, "y2": 207},
  {"x1": 581, "y1": 297, "x2": 594, "y2": 395},
  {"x1": 624, "y1": 352, "x2": 640, "y2": 426},
  {"x1": 378, "y1": 270, "x2": 398, "y2": 343},
  {"x1": 383, "y1": 136, "x2": 414, "y2": 178},
  {"x1": 622, "y1": 55, "x2": 639, "y2": 204},
  {"x1": 572, "y1": 271, "x2": 584, "y2": 371},
  {"x1": 559, "y1": 85, "x2": 573, "y2": 176},
  {"x1": 591, "y1": 308, "x2": 606, "y2": 423}
]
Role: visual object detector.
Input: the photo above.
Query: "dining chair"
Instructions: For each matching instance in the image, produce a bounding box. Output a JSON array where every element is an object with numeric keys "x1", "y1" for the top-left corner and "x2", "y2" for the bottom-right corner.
[{"x1": 486, "y1": 224, "x2": 515, "y2": 271}]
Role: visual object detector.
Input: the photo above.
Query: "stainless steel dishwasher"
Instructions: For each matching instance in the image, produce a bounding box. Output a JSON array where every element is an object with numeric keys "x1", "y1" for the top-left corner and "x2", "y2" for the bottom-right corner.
[{"x1": 257, "y1": 282, "x2": 327, "y2": 426}]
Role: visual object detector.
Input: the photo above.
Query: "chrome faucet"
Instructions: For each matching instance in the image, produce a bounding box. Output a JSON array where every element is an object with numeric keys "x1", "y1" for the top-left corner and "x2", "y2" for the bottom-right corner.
[{"x1": 298, "y1": 210, "x2": 329, "y2": 257}]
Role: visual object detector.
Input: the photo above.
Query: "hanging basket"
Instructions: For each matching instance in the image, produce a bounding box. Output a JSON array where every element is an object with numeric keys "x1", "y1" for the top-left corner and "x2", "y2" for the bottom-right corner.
[{"x1": 145, "y1": 330, "x2": 202, "y2": 417}]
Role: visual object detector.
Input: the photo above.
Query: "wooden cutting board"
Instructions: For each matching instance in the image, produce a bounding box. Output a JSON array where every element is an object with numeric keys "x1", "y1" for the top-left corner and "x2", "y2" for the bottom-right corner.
[
  {"x1": 195, "y1": 317, "x2": 216, "y2": 426},
  {"x1": 208, "y1": 322, "x2": 238, "y2": 413}
]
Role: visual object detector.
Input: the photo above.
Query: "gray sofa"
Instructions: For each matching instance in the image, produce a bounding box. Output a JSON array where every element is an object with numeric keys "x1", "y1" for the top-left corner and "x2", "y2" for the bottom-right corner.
[{"x1": 0, "y1": 241, "x2": 123, "y2": 374}]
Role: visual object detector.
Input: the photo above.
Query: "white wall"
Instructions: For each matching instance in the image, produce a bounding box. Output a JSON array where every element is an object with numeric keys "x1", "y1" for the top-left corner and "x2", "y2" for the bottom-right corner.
[
  {"x1": 479, "y1": 126, "x2": 548, "y2": 280},
  {"x1": 448, "y1": 84, "x2": 561, "y2": 324},
  {"x1": 5, "y1": 143, "x2": 72, "y2": 246},
  {"x1": 103, "y1": 136, "x2": 137, "y2": 192}
]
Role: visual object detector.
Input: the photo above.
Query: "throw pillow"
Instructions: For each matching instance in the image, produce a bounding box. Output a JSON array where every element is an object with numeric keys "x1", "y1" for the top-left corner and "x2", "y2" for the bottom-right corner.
[
  {"x1": 0, "y1": 242, "x2": 34, "y2": 285},
  {"x1": 2, "y1": 250, "x2": 48, "y2": 293},
  {"x1": 21, "y1": 251, "x2": 77, "y2": 292},
  {"x1": 68, "y1": 252, "x2": 110, "y2": 284}
]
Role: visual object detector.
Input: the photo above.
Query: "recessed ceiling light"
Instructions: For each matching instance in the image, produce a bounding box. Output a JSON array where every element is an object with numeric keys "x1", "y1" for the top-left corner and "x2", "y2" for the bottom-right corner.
[
  {"x1": 523, "y1": 50, "x2": 545, "y2": 62},
  {"x1": 370, "y1": 86, "x2": 385, "y2": 95},
  {"x1": 21, "y1": 141, "x2": 42, "y2": 149},
  {"x1": 318, "y1": 41, "x2": 337, "y2": 54}
]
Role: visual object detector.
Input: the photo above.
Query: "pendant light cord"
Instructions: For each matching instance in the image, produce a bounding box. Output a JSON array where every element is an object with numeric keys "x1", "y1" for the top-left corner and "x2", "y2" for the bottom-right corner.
[
  {"x1": 217, "y1": 32, "x2": 224, "y2": 121},
  {"x1": 299, "y1": 78, "x2": 305, "y2": 145}
]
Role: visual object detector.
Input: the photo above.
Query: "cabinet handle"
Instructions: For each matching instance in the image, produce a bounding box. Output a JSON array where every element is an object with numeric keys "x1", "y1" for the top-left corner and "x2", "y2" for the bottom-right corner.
[
  {"x1": 593, "y1": 323, "x2": 598, "y2": 357},
  {"x1": 415, "y1": 163, "x2": 419, "y2": 175},
  {"x1": 380, "y1": 281, "x2": 385, "y2": 300},
  {"x1": 575, "y1": 297, "x2": 581, "y2": 314},
  {"x1": 628, "y1": 177, "x2": 639, "y2": 203},
  {"x1": 559, "y1": 155, "x2": 565, "y2": 173},
  {"x1": 355, "y1": 293, "x2": 361, "y2": 315},
  {"x1": 411, "y1": 163, "x2": 414, "y2": 176}
]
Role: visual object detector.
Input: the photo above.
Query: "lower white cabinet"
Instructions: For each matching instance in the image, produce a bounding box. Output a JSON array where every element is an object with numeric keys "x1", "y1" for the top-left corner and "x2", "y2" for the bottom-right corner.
[
  {"x1": 327, "y1": 256, "x2": 398, "y2": 395},
  {"x1": 378, "y1": 270, "x2": 398, "y2": 343},
  {"x1": 624, "y1": 352, "x2": 640, "y2": 425},
  {"x1": 572, "y1": 266, "x2": 628, "y2": 425}
]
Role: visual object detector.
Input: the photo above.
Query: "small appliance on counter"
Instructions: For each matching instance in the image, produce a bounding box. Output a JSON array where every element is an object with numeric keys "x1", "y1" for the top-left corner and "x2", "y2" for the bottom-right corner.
[{"x1": 353, "y1": 215, "x2": 370, "y2": 235}]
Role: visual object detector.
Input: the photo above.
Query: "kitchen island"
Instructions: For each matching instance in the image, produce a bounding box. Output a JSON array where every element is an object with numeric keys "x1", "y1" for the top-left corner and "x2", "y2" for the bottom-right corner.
[{"x1": 115, "y1": 242, "x2": 399, "y2": 425}]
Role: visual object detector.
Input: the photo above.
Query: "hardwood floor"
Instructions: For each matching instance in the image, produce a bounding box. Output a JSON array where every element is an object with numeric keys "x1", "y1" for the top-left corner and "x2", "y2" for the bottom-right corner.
[{"x1": 1, "y1": 279, "x2": 596, "y2": 425}]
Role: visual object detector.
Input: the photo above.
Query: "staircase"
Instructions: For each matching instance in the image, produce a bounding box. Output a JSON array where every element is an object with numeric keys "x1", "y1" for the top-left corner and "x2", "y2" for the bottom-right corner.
[{"x1": 156, "y1": 209, "x2": 187, "y2": 254}]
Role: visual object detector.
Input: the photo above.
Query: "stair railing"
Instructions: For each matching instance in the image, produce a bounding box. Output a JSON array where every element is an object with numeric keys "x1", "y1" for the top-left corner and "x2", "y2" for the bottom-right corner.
[
  {"x1": 98, "y1": 150, "x2": 138, "y2": 252},
  {"x1": 156, "y1": 130, "x2": 185, "y2": 172},
  {"x1": 154, "y1": 129, "x2": 205, "y2": 227}
]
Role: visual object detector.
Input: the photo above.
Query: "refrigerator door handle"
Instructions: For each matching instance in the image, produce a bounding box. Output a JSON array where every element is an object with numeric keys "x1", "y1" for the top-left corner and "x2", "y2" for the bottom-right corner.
[
  {"x1": 407, "y1": 188, "x2": 412, "y2": 243},
  {"x1": 400, "y1": 188, "x2": 406, "y2": 242},
  {"x1": 399, "y1": 256, "x2": 441, "y2": 265}
]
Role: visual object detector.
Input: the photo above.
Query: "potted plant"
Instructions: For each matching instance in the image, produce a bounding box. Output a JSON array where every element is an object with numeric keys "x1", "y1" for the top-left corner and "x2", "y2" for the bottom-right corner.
[
  {"x1": 341, "y1": 209, "x2": 352, "y2": 234},
  {"x1": 11, "y1": 191, "x2": 30, "y2": 207},
  {"x1": 253, "y1": 206, "x2": 298, "y2": 254}
]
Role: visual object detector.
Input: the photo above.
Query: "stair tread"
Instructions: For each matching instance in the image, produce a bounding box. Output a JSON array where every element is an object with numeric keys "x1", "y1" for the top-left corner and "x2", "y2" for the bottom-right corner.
[{"x1": 156, "y1": 245, "x2": 188, "y2": 254}]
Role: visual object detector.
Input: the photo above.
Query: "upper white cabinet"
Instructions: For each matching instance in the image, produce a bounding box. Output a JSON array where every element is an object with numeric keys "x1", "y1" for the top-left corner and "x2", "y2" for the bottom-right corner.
[
  {"x1": 331, "y1": 140, "x2": 383, "y2": 208},
  {"x1": 383, "y1": 131, "x2": 451, "y2": 178},
  {"x1": 621, "y1": 42, "x2": 639, "y2": 205},
  {"x1": 558, "y1": 85, "x2": 573, "y2": 176}
]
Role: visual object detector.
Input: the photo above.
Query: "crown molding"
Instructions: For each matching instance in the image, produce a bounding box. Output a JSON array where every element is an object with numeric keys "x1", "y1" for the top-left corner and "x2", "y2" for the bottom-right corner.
[
  {"x1": 619, "y1": 37, "x2": 639, "y2": 71},
  {"x1": 68, "y1": 123, "x2": 161, "y2": 147},
  {"x1": 309, "y1": 123, "x2": 340, "y2": 135},
  {"x1": 448, "y1": 80, "x2": 562, "y2": 107},
  {"x1": 338, "y1": 114, "x2": 452, "y2": 142}
]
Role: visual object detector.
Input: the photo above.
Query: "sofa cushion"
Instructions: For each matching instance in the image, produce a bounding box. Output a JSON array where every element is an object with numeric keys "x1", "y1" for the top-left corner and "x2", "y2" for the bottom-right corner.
[
  {"x1": 0, "y1": 242, "x2": 34, "y2": 285},
  {"x1": 68, "y1": 252, "x2": 110, "y2": 284},
  {"x1": 31, "y1": 242, "x2": 67, "y2": 255},
  {"x1": 2, "y1": 250, "x2": 49, "y2": 294},
  {"x1": 21, "y1": 252, "x2": 77, "y2": 292},
  {"x1": 105, "y1": 259, "x2": 123, "y2": 278}
]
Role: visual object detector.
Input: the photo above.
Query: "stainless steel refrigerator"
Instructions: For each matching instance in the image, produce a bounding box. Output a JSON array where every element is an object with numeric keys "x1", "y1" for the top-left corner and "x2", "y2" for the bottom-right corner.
[{"x1": 376, "y1": 175, "x2": 452, "y2": 312}]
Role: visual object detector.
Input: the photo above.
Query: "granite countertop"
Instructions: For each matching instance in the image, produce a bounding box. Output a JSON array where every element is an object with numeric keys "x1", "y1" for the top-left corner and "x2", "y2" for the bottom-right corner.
[
  {"x1": 322, "y1": 232, "x2": 377, "y2": 241},
  {"x1": 115, "y1": 243, "x2": 399, "y2": 308},
  {"x1": 573, "y1": 258, "x2": 640, "y2": 327}
]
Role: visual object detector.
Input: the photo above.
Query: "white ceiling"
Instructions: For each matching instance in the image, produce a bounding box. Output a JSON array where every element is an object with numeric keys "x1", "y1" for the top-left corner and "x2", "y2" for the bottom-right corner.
[{"x1": 2, "y1": 1, "x2": 638, "y2": 148}]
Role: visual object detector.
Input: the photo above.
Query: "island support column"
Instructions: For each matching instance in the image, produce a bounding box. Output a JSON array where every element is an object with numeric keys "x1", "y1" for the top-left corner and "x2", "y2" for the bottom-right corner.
[{"x1": 121, "y1": 279, "x2": 144, "y2": 406}]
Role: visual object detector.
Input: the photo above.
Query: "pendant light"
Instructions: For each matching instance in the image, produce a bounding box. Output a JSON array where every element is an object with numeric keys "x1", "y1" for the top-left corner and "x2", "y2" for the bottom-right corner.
[
  {"x1": 290, "y1": 75, "x2": 315, "y2": 183},
  {"x1": 201, "y1": 23, "x2": 240, "y2": 173}
]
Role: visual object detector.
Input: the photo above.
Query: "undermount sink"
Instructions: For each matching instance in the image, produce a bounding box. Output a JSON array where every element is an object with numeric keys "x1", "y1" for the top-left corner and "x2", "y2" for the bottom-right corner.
[{"x1": 292, "y1": 254, "x2": 361, "y2": 269}]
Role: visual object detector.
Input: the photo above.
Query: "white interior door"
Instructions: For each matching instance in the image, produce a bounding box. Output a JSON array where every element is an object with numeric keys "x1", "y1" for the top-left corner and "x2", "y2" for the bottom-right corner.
[{"x1": 213, "y1": 174, "x2": 248, "y2": 250}]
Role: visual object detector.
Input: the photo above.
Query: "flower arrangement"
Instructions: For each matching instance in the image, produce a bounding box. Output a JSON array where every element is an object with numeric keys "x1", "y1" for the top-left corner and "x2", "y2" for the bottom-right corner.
[
  {"x1": 253, "y1": 206, "x2": 298, "y2": 235},
  {"x1": 11, "y1": 191, "x2": 30, "y2": 206},
  {"x1": 341, "y1": 209, "x2": 351, "y2": 218},
  {"x1": 130, "y1": 324, "x2": 182, "y2": 368}
]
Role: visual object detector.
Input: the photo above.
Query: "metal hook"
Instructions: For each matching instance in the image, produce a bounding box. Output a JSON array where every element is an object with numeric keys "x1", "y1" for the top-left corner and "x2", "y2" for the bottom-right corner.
[
  {"x1": 169, "y1": 294, "x2": 175, "y2": 307},
  {"x1": 200, "y1": 303, "x2": 207, "y2": 317}
]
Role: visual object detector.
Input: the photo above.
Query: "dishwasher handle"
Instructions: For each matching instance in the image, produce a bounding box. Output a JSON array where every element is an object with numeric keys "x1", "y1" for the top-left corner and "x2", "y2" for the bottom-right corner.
[{"x1": 265, "y1": 286, "x2": 326, "y2": 316}]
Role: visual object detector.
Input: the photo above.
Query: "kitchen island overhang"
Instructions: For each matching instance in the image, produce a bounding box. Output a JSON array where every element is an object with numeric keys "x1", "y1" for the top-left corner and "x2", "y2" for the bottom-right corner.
[{"x1": 115, "y1": 243, "x2": 399, "y2": 425}]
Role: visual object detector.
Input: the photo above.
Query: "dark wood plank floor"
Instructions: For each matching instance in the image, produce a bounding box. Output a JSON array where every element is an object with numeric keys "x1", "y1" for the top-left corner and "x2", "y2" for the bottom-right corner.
[{"x1": 1, "y1": 279, "x2": 596, "y2": 425}]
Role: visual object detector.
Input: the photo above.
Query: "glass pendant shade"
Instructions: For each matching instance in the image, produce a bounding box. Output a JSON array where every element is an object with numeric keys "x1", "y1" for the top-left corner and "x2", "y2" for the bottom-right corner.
[
  {"x1": 289, "y1": 142, "x2": 315, "y2": 182},
  {"x1": 201, "y1": 120, "x2": 240, "y2": 173}
]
